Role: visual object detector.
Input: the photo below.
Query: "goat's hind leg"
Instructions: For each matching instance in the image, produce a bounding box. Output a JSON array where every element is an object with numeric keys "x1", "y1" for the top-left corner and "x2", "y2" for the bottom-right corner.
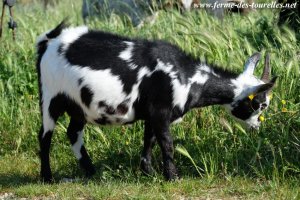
[
  {"x1": 39, "y1": 124, "x2": 54, "y2": 183},
  {"x1": 38, "y1": 96, "x2": 62, "y2": 183},
  {"x1": 66, "y1": 118, "x2": 95, "y2": 178}
]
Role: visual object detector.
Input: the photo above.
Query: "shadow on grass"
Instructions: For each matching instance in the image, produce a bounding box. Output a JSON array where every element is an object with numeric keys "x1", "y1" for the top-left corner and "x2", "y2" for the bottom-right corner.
[{"x1": 0, "y1": 173, "x2": 37, "y2": 188}]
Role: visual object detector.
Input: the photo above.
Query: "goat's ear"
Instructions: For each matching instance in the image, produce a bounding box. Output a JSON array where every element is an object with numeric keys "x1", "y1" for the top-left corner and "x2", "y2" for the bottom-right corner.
[
  {"x1": 243, "y1": 52, "x2": 261, "y2": 75},
  {"x1": 251, "y1": 76, "x2": 278, "y2": 95},
  {"x1": 261, "y1": 53, "x2": 271, "y2": 82}
]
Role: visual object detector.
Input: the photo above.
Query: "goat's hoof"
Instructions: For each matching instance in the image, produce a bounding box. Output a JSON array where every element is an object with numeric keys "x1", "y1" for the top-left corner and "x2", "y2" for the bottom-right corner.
[
  {"x1": 140, "y1": 159, "x2": 154, "y2": 176},
  {"x1": 85, "y1": 167, "x2": 96, "y2": 178},
  {"x1": 80, "y1": 159, "x2": 96, "y2": 178},
  {"x1": 164, "y1": 168, "x2": 179, "y2": 181},
  {"x1": 41, "y1": 176, "x2": 53, "y2": 183}
]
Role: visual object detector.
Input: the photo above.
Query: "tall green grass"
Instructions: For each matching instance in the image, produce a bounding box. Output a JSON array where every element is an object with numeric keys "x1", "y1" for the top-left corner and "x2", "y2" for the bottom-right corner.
[{"x1": 0, "y1": 0, "x2": 299, "y2": 187}]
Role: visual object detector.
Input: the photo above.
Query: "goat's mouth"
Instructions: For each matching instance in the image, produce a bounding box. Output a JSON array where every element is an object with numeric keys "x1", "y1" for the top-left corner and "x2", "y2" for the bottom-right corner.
[{"x1": 250, "y1": 125, "x2": 260, "y2": 131}]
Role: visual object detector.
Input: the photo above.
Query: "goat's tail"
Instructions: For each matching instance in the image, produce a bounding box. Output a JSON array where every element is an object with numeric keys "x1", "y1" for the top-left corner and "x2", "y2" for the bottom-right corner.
[{"x1": 36, "y1": 19, "x2": 69, "y2": 47}]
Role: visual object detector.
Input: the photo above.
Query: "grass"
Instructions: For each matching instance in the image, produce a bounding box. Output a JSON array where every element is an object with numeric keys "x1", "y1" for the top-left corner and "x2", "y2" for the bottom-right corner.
[
  {"x1": 0, "y1": 0, "x2": 299, "y2": 199},
  {"x1": 1, "y1": 155, "x2": 299, "y2": 199}
]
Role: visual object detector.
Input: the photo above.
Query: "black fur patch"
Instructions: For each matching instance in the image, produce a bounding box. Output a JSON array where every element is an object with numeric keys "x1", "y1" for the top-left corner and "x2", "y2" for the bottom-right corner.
[
  {"x1": 150, "y1": 40, "x2": 198, "y2": 84},
  {"x1": 78, "y1": 78, "x2": 84, "y2": 86},
  {"x1": 116, "y1": 103, "x2": 129, "y2": 115},
  {"x1": 106, "y1": 106, "x2": 115, "y2": 115},
  {"x1": 98, "y1": 101, "x2": 106, "y2": 107},
  {"x1": 201, "y1": 78, "x2": 235, "y2": 106},
  {"x1": 81, "y1": 86, "x2": 93, "y2": 108},
  {"x1": 57, "y1": 44, "x2": 65, "y2": 55},
  {"x1": 94, "y1": 115, "x2": 110, "y2": 125},
  {"x1": 231, "y1": 98, "x2": 256, "y2": 120},
  {"x1": 49, "y1": 93, "x2": 85, "y2": 122},
  {"x1": 49, "y1": 95, "x2": 67, "y2": 121},
  {"x1": 98, "y1": 101, "x2": 117, "y2": 115},
  {"x1": 231, "y1": 93, "x2": 267, "y2": 120}
]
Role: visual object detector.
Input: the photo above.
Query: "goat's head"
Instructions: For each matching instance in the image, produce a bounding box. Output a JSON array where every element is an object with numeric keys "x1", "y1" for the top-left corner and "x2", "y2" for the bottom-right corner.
[{"x1": 227, "y1": 53, "x2": 277, "y2": 130}]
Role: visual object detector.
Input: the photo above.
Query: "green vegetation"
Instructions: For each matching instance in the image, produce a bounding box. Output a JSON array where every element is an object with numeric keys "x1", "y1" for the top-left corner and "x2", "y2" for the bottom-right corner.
[{"x1": 0, "y1": 0, "x2": 299, "y2": 199}]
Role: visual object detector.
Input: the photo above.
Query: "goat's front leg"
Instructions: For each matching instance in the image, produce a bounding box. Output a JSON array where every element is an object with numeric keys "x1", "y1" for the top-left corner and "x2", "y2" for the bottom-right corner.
[
  {"x1": 150, "y1": 113, "x2": 178, "y2": 180},
  {"x1": 140, "y1": 120, "x2": 156, "y2": 175}
]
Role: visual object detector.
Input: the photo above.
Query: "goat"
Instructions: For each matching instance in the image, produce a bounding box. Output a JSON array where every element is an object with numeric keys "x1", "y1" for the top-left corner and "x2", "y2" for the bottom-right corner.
[{"x1": 36, "y1": 21, "x2": 277, "y2": 182}]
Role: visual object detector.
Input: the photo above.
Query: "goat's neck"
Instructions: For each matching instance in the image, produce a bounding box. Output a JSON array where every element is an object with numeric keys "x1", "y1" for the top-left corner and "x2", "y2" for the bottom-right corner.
[{"x1": 188, "y1": 64, "x2": 237, "y2": 109}]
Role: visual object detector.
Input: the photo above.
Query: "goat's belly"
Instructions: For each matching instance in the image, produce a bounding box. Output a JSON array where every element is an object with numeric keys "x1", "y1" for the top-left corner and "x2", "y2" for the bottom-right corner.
[{"x1": 84, "y1": 101, "x2": 136, "y2": 125}]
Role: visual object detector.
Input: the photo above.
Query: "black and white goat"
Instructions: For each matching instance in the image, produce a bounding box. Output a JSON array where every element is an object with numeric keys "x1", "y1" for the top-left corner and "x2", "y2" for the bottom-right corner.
[{"x1": 36, "y1": 21, "x2": 277, "y2": 182}]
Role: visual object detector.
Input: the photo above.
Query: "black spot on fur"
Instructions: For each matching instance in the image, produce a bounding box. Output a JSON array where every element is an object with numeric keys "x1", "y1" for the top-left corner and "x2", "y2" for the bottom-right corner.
[
  {"x1": 98, "y1": 101, "x2": 106, "y2": 107},
  {"x1": 81, "y1": 86, "x2": 93, "y2": 108},
  {"x1": 58, "y1": 44, "x2": 64, "y2": 55},
  {"x1": 49, "y1": 93, "x2": 85, "y2": 122},
  {"x1": 78, "y1": 78, "x2": 83, "y2": 86},
  {"x1": 106, "y1": 106, "x2": 115, "y2": 115},
  {"x1": 49, "y1": 95, "x2": 66, "y2": 121},
  {"x1": 115, "y1": 118, "x2": 121, "y2": 123},
  {"x1": 98, "y1": 101, "x2": 116, "y2": 115},
  {"x1": 94, "y1": 116, "x2": 110, "y2": 125},
  {"x1": 116, "y1": 103, "x2": 128, "y2": 115}
]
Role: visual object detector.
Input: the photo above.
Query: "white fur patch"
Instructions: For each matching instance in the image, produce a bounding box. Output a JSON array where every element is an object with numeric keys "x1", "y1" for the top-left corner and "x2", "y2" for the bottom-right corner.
[
  {"x1": 245, "y1": 113, "x2": 261, "y2": 129},
  {"x1": 41, "y1": 95, "x2": 56, "y2": 138},
  {"x1": 231, "y1": 74, "x2": 265, "y2": 101},
  {"x1": 172, "y1": 79, "x2": 190, "y2": 110},
  {"x1": 155, "y1": 60, "x2": 190, "y2": 110},
  {"x1": 60, "y1": 26, "x2": 89, "y2": 48},
  {"x1": 199, "y1": 64, "x2": 220, "y2": 78},
  {"x1": 172, "y1": 117, "x2": 183, "y2": 124},
  {"x1": 119, "y1": 41, "x2": 134, "y2": 62},
  {"x1": 156, "y1": 60, "x2": 174, "y2": 75},
  {"x1": 154, "y1": 60, "x2": 213, "y2": 110},
  {"x1": 72, "y1": 131, "x2": 84, "y2": 159},
  {"x1": 189, "y1": 70, "x2": 209, "y2": 85}
]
